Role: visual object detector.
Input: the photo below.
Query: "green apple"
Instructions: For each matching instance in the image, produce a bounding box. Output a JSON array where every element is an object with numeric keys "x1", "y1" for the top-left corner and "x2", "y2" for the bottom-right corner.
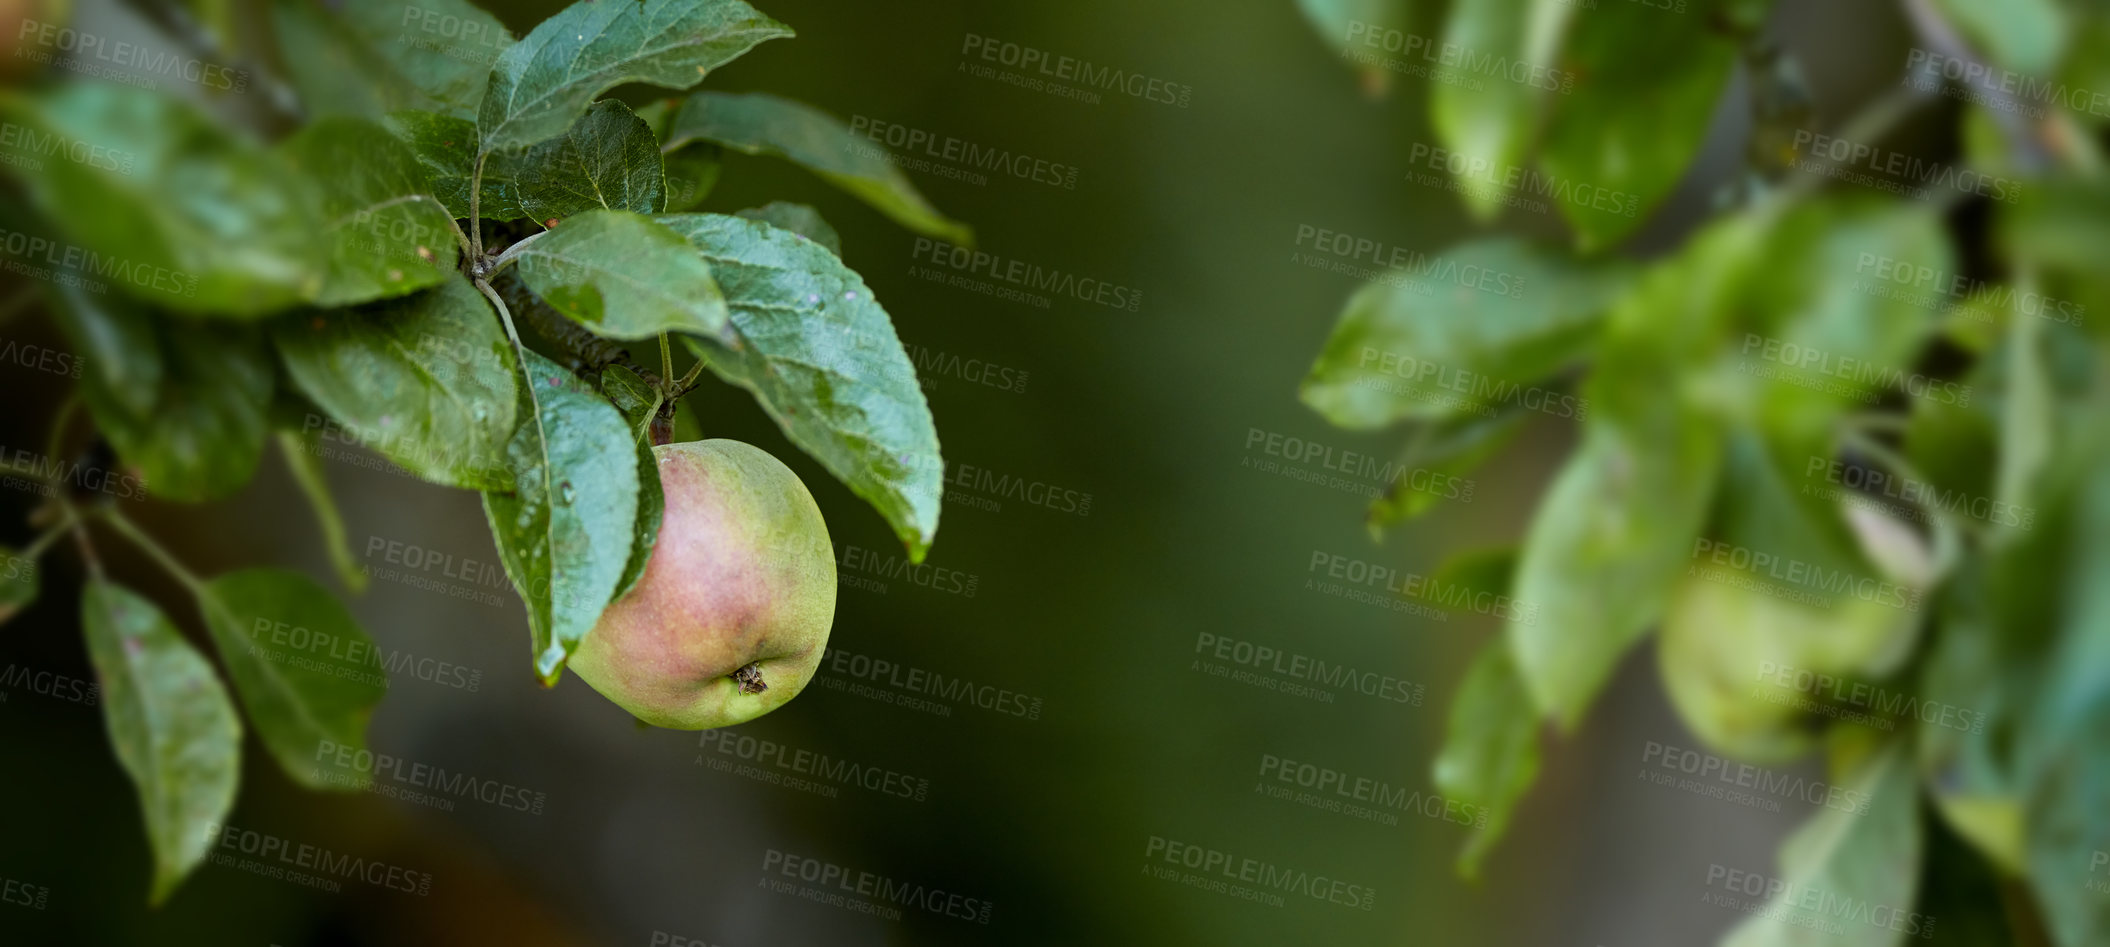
[{"x1": 569, "y1": 439, "x2": 836, "y2": 729}]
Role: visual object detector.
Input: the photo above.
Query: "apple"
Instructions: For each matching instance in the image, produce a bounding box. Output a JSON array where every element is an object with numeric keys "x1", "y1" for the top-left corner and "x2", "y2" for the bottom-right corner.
[{"x1": 568, "y1": 439, "x2": 837, "y2": 729}]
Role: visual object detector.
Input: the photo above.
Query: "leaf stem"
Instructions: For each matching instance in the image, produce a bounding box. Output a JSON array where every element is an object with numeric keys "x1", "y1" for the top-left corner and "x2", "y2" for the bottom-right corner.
[
  {"x1": 470, "y1": 152, "x2": 489, "y2": 261},
  {"x1": 484, "y1": 230, "x2": 549, "y2": 277},
  {"x1": 20, "y1": 509, "x2": 75, "y2": 561},
  {"x1": 42, "y1": 395, "x2": 79, "y2": 481},
  {"x1": 658, "y1": 333, "x2": 674, "y2": 383},
  {"x1": 97, "y1": 507, "x2": 205, "y2": 595}
]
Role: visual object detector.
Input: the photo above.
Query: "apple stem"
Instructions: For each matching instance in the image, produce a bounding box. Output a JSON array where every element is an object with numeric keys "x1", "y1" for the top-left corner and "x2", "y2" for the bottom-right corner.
[{"x1": 732, "y1": 662, "x2": 767, "y2": 695}]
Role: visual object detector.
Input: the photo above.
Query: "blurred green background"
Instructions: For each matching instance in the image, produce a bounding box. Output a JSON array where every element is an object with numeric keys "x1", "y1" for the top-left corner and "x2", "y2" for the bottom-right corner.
[{"x1": 0, "y1": 0, "x2": 1944, "y2": 943}]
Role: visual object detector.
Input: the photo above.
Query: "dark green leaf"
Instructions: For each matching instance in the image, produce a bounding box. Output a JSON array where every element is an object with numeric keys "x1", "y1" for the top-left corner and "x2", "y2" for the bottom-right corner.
[
  {"x1": 481, "y1": 350, "x2": 641, "y2": 682},
  {"x1": 273, "y1": 277, "x2": 517, "y2": 490},
  {"x1": 0, "y1": 84, "x2": 321, "y2": 316},
  {"x1": 1538, "y1": 0, "x2": 1735, "y2": 249},
  {"x1": 194, "y1": 569, "x2": 387, "y2": 790},
  {"x1": 595, "y1": 365, "x2": 665, "y2": 601},
  {"x1": 280, "y1": 117, "x2": 460, "y2": 307},
  {"x1": 662, "y1": 146, "x2": 722, "y2": 212},
  {"x1": 386, "y1": 109, "x2": 522, "y2": 220},
  {"x1": 511, "y1": 209, "x2": 729, "y2": 339},
  {"x1": 660, "y1": 213, "x2": 942, "y2": 559},
  {"x1": 275, "y1": 431, "x2": 368, "y2": 595},
  {"x1": 1721, "y1": 745, "x2": 1923, "y2": 947},
  {"x1": 1300, "y1": 237, "x2": 1630, "y2": 429},
  {"x1": 600, "y1": 364, "x2": 663, "y2": 442},
  {"x1": 82, "y1": 579, "x2": 240, "y2": 905},
  {"x1": 663, "y1": 91, "x2": 971, "y2": 244},
  {"x1": 1930, "y1": 0, "x2": 2066, "y2": 77},
  {"x1": 476, "y1": 0, "x2": 792, "y2": 152},
  {"x1": 503, "y1": 99, "x2": 667, "y2": 221},
  {"x1": 1432, "y1": 642, "x2": 1541, "y2": 879},
  {"x1": 735, "y1": 201, "x2": 840, "y2": 255},
  {"x1": 57, "y1": 289, "x2": 274, "y2": 502},
  {"x1": 271, "y1": 0, "x2": 514, "y2": 120}
]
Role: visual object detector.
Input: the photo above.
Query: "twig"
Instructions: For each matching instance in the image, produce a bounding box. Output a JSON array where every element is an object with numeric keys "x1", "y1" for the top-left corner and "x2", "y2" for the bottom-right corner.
[{"x1": 97, "y1": 507, "x2": 203, "y2": 593}]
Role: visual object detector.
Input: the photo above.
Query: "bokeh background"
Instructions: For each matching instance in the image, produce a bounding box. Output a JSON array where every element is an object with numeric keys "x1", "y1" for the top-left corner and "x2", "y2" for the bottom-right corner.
[{"x1": 0, "y1": 0, "x2": 1957, "y2": 943}]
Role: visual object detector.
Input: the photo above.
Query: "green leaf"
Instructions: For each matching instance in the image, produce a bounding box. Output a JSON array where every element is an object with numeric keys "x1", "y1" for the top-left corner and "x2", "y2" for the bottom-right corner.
[
  {"x1": 1930, "y1": 0, "x2": 2067, "y2": 78},
  {"x1": 1994, "y1": 310, "x2": 2052, "y2": 548},
  {"x1": 81, "y1": 579, "x2": 241, "y2": 905},
  {"x1": 1659, "y1": 431, "x2": 1918, "y2": 764},
  {"x1": 194, "y1": 569, "x2": 388, "y2": 790},
  {"x1": 594, "y1": 365, "x2": 665, "y2": 603},
  {"x1": 1427, "y1": 0, "x2": 1578, "y2": 219},
  {"x1": 1367, "y1": 412, "x2": 1524, "y2": 534},
  {"x1": 273, "y1": 277, "x2": 518, "y2": 491},
  {"x1": 1916, "y1": 568, "x2": 2029, "y2": 876},
  {"x1": 736, "y1": 202, "x2": 841, "y2": 256},
  {"x1": 280, "y1": 117, "x2": 461, "y2": 307},
  {"x1": 271, "y1": 0, "x2": 515, "y2": 121},
  {"x1": 1432, "y1": 641, "x2": 1541, "y2": 879},
  {"x1": 386, "y1": 110, "x2": 522, "y2": 221},
  {"x1": 511, "y1": 209, "x2": 729, "y2": 339},
  {"x1": 1537, "y1": 0, "x2": 1735, "y2": 249},
  {"x1": 1508, "y1": 404, "x2": 1722, "y2": 727},
  {"x1": 275, "y1": 431, "x2": 368, "y2": 595},
  {"x1": 0, "y1": 84, "x2": 321, "y2": 316},
  {"x1": 0, "y1": 549, "x2": 35, "y2": 624},
  {"x1": 481, "y1": 350, "x2": 641, "y2": 683},
  {"x1": 661, "y1": 213, "x2": 942, "y2": 559},
  {"x1": 1429, "y1": 546, "x2": 1517, "y2": 602},
  {"x1": 1721, "y1": 745, "x2": 1923, "y2": 947},
  {"x1": 476, "y1": 0, "x2": 792, "y2": 153},
  {"x1": 600, "y1": 363, "x2": 664, "y2": 443},
  {"x1": 2020, "y1": 439, "x2": 2110, "y2": 947},
  {"x1": 56, "y1": 289, "x2": 274, "y2": 502},
  {"x1": 662, "y1": 91, "x2": 972, "y2": 245},
  {"x1": 47, "y1": 281, "x2": 162, "y2": 420},
  {"x1": 1300, "y1": 237, "x2": 1629, "y2": 429},
  {"x1": 502, "y1": 99, "x2": 668, "y2": 221}
]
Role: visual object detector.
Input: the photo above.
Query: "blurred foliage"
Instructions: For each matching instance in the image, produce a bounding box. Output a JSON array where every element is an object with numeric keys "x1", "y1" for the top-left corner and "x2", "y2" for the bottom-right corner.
[{"x1": 1296, "y1": 0, "x2": 2110, "y2": 943}]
